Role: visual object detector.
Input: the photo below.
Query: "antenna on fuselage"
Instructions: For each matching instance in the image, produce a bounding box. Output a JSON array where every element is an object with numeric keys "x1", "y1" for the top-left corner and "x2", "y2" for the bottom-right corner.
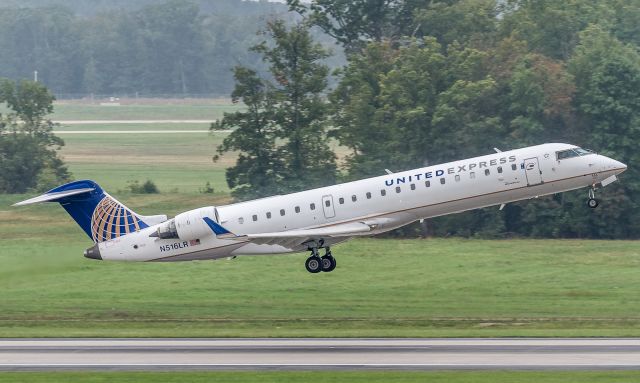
[
  {"x1": 493, "y1": 148, "x2": 502, "y2": 153},
  {"x1": 384, "y1": 169, "x2": 394, "y2": 174}
]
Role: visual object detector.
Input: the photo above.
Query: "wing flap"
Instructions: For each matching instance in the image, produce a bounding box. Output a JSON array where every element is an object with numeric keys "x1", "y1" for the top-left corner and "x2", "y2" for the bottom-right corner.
[
  {"x1": 247, "y1": 221, "x2": 372, "y2": 240},
  {"x1": 205, "y1": 219, "x2": 373, "y2": 249}
]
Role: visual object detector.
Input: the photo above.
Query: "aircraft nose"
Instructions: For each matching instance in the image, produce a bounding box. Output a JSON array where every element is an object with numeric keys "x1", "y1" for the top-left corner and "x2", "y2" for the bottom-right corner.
[
  {"x1": 611, "y1": 159, "x2": 627, "y2": 173},
  {"x1": 84, "y1": 244, "x2": 102, "y2": 260}
]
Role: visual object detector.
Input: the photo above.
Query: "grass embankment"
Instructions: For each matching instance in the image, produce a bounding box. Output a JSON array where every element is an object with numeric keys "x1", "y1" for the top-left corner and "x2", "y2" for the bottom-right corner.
[
  {"x1": 1, "y1": 372, "x2": 639, "y2": 383},
  {"x1": 1, "y1": 192, "x2": 640, "y2": 337}
]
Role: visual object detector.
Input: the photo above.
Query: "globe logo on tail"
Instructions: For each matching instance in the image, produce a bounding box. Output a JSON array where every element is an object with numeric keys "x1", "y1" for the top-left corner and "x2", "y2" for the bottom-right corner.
[{"x1": 90, "y1": 195, "x2": 144, "y2": 242}]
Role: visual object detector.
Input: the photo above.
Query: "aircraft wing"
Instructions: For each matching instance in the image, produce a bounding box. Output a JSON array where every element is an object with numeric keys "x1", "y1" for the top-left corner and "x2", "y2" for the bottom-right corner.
[{"x1": 203, "y1": 218, "x2": 373, "y2": 249}]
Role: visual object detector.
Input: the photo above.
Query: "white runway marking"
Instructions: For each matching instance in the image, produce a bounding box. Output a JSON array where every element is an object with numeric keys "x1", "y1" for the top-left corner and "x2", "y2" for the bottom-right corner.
[
  {"x1": 53, "y1": 130, "x2": 215, "y2": 134},
  {"x1": 55, "y1": 120, "x2": 215, "y2": 124},
  {"x1": 0, "y1": 338, "x2": 639, "y2": 371}
]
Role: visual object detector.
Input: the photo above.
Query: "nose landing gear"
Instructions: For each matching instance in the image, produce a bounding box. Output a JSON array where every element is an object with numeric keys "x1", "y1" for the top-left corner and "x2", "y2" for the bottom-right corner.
[{"x1": 587, "y1": 187, "x2": 599, "y2": 209}]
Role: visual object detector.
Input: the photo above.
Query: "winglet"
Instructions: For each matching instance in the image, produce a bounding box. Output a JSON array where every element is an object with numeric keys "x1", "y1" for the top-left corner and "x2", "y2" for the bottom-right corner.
[{"x1": 203, "y1": 217, "x2": 239, "y2": 239}]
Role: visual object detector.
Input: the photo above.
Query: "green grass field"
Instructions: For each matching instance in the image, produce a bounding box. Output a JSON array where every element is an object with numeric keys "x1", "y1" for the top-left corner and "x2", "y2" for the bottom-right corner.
[
  {"x1": 50, "y1": 101, "x2": 243, "y2": 121},
  {"x1": 0, "y1": 372, "x2": 638, "y2": 383},
  {"x1": 58, "y1": 130, "x2": 232, "y2": 193},
  {"x1": 1, "y1": 192, "x2": 640, "y2": 337}
]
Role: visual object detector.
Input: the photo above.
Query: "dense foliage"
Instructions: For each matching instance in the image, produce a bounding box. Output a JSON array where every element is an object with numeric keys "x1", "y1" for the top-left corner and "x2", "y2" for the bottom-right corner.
[
  {"x1": 285, "y1": 0, "x2": 640, "y2": 238},
  {"x1": 0, "y1": 0, "x2": 289, "y2": 96}
]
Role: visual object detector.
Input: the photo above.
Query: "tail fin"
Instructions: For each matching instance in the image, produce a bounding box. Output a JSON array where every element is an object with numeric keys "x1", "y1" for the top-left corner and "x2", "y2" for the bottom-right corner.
[{"x1": 14, "y1": 180, "x2": 167, "y2": 243}]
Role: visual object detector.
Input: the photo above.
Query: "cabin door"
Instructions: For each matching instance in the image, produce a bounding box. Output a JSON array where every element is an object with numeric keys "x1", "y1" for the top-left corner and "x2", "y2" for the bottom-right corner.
[
  {"x1": 523, "y1": 157, "x2": 543, "y2": 185},
  {"x1": 321, "y1": 195, "x2": 336, "y2": 219}
]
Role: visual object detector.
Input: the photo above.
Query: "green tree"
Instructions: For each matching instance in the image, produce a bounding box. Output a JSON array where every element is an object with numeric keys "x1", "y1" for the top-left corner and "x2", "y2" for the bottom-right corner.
[
  {"x1": 332, "y1": 38, "x2": 500, "y2": 178},
  {"x1": 288, "y1": 0, "x2": 430, "y2": 53},
  {"x1": 0, "y1": 79, "x2": 70, "y2": 193},
  {"x1": 213, "y1": 20, "x2": 336, "y2": 199},
  {"x1": 212, "y1": 67, "x2": 283, "y2": 200},
  {"x1": 565, "y1": 25, "x2": 640, "y2": 237},
  {"x1": 500, "y1": 0, "x2": 615, "y2": 60},
  {"x1": 413, "y1": 0, "x2": 499, "y2": 49}
]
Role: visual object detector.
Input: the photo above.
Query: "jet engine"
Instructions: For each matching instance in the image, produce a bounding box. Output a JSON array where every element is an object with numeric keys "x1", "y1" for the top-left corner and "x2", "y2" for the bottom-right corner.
[{"x1": 150, "y1": 206, "x2": 218, "y2": 241}]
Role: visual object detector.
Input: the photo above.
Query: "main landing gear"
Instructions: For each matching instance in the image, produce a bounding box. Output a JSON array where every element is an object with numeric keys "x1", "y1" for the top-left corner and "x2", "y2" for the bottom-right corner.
[
  {"x1": 587, "y1": 187, "x2": 599, "y2": 209},
  {"x1": 305, "y1": 242, "x2": 336, "y2": 274}
]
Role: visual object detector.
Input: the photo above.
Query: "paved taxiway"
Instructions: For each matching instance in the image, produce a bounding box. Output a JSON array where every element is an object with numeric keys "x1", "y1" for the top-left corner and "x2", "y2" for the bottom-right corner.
[{"x1": 0, "y1": 338, "x2": 639, "y2": 371}]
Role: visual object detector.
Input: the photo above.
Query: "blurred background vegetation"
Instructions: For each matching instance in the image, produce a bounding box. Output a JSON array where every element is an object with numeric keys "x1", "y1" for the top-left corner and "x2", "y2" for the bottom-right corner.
[{"x1": 1, "y1": 0, "x2": 639, "y2": 239}]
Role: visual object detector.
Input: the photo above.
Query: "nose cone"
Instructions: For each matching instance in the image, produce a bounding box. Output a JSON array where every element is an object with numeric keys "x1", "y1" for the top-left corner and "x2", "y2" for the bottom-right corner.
[
  {"x1": 611, "y1": 159, "x2": 627, "y2": 174},
  {"x1": 84, "y1": 243, "x2": 102, "y2": 260}
]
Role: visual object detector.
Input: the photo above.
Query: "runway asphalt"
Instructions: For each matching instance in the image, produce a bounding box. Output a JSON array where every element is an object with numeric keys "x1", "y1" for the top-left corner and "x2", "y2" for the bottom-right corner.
[{"x1": 0, "y1": 338, "x2": 639, "y2": 371}]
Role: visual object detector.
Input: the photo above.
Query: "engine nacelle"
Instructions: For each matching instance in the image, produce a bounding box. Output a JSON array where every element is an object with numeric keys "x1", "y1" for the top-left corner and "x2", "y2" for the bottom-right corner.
[
  {"x1": 175, "y1": 206, "x2": 217, "y2": 240},
  {"x1": 151, "y1": 206, "x2": 218, "y2": 241}
]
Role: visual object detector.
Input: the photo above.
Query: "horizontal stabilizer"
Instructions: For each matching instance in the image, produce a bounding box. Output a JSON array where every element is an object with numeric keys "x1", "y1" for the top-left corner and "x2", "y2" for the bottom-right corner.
[{"x1": 13, "y1": 188, "x2": 95, "y2": 206}]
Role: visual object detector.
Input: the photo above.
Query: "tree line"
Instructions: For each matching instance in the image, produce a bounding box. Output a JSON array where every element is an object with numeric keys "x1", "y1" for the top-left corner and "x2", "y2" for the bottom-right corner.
[
  {"x1": 215, "y1": 0, "x2": 640, "y2": 239},
  {"x1": 0, "y1": 0, "x2": 291, "y2": 97}
]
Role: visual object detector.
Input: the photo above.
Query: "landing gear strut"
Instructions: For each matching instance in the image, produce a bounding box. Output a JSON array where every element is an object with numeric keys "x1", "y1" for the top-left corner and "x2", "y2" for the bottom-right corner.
[
  {"x1": 305, "y1": 242, "x2": 336, "y2": 274},
  {"x1": 587, "y1": 187, "x2": 599, "y2": 209}
]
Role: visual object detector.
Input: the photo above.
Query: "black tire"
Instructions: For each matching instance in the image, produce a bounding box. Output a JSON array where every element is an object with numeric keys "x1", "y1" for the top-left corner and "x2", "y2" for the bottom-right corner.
[
  {"x1": 587, "y1": 198, "x2": 599, "y2": 209},
  {"x1": 321, "y1": 255, "x2": 337, "y2": 272},
  {"x1": 305, "y1": 256, "x2": 322, "y2": 273}
]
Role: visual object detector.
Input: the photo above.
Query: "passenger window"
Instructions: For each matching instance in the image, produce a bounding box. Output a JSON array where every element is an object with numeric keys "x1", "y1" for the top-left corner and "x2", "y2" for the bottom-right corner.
[
  {"x1": 425, "y1": 180, "x2": 431, "y2": 187},
  {"x1": 325, "y1": 200, "x2": 331, "y2": 207},
  {"x1": 511, "y1": 164, "x2": 517, "y2": 171},
  {"x1": 497, "y1": 166, "x2": 503, "y2": 174},
  {"x1": 280, "y1": 209, "x2": 285, "y2": 216},
  {"x1": 470, "y1": 172, "x2": 475, "y2": 179},
  {"x1": 351, "y1": 195, "x2": 357, "y2": 202},
  {"x1": 410, "y1": 183, "x2": 416, "y2": 190},
  {"x1": 455, "y1": 175, "x2": 460, "y2": 182},
  {"x1": 485, "y1": 169, "x2": 490, "y2": 176},
  {"x1": 252, "y1": 215, "x2": 257, "y2": 222},
  {"x1": 238, "y1": 217, "x2": 244, "y2": 224},
  {"x1": 440, "y1": 178, "x2": 445, "y2": 185},
  {"x1": 339, "y1": 197, "x2": 344, "y2": 204},
  {"x1": 366, "y1": 192, "x2": 372, "y2": 199},
  {"x1": 310, "y1": 203, "x2": 316, "y2": 210},
  {"x1": 266, "y1": 212, "x2": 272, "y2": 219},
  {"x1": 395, "y1": 186, "x2": 401, "y2": 193},
  {"x1": 295, "y1": 206, "x2": 300, "y2": 213},
  {"x1": 380, "y1": 189, "x2": 386, "y2": 196}
]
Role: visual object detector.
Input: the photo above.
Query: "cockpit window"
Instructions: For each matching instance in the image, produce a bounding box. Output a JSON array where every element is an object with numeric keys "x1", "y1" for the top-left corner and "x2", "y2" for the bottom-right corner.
[
  {"x1": 574, "y1": 147, "x2": 593, "y2": 155},
  {"x1": 556, "y1": 147, "x2": 593, "y2": 160},
  {"x1": 557, "y1": 149, "x2": 579, "y2": 160}
]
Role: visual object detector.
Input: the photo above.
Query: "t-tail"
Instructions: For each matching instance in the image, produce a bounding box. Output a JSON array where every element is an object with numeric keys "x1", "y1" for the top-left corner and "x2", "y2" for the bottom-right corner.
[{"x1": 13, "y1": 180, "x2": 167, "y2": 243}]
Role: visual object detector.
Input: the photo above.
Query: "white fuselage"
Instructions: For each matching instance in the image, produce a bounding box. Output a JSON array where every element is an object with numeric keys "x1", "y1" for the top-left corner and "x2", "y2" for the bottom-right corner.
[{"x1": 97, "y1": 143, "x2": 626, "y2": 262}]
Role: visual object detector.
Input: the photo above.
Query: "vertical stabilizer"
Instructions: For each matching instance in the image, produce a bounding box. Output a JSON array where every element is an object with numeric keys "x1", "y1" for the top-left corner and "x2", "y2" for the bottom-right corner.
[{"x1": 14, "y1": 180, "x2": 166, "y2": 243}]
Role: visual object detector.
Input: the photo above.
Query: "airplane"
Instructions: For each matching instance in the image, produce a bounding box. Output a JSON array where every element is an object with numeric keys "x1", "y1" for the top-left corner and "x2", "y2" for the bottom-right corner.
[{"x1": 14, "y1": 143, "x2": 627, "y2": 274}]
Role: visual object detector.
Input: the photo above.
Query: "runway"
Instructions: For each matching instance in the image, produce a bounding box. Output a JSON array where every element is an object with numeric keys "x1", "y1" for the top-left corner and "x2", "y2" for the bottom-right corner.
[{"x1": 1, "y1": 338, "x2": 639, "y2": 371}]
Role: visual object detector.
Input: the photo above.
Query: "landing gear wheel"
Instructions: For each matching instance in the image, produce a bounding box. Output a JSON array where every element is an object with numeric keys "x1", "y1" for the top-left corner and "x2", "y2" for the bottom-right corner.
[
  {"x1": 321, "y1": 254, "x2": 337, "y2": 272},
  {"x1": 587, "y1": 198, "x2": 599, "y2": 209},
  {"x1": 305, "y1": 256, "x2": 322, "y2": 273}
]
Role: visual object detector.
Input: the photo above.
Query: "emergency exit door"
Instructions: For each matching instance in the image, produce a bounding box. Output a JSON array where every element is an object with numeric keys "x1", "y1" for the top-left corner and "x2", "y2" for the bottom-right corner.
[
  {"x1": 523, "y1": 157, "x2": 543, "y2": 185},
  {"x1": 321, "y1": 195, "x2": 336, "y2": 218}
]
